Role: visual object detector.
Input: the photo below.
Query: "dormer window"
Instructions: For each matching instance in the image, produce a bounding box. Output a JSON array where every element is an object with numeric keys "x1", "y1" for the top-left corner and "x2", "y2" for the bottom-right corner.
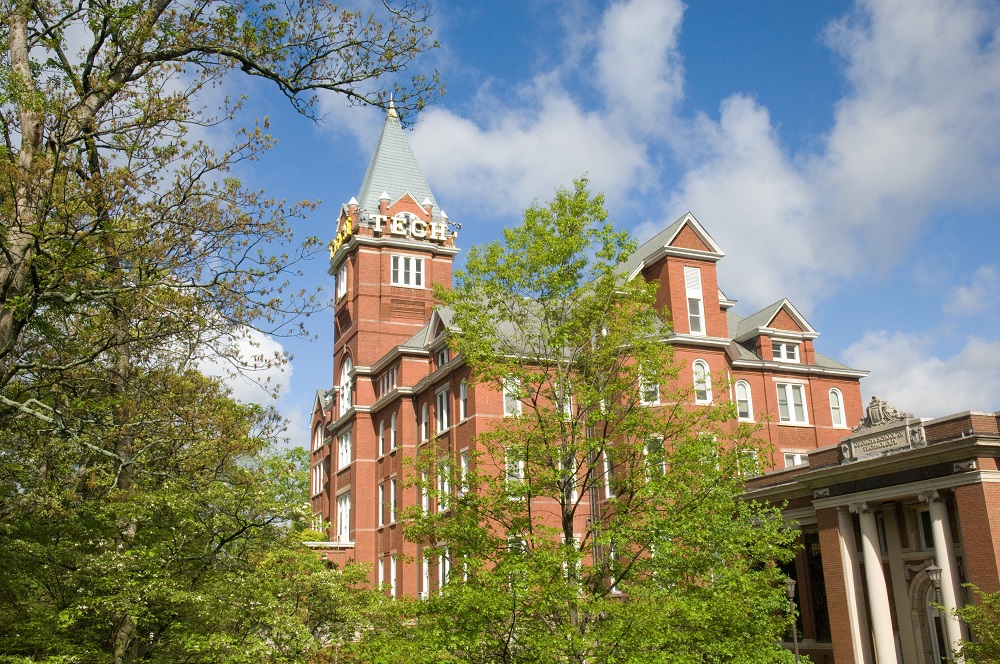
[
  {"x1": 391, "y1": 255, "x2": 424, "y2": 287},
  {"x1": 436, "y1": 347, "x2": 449, "y2": 368},
  {"x1": 683, "y1": 266, "x2": 705, "y2": 336},
  {"x1": 771, "y1": 341, "x2": 799, "y2": 363}
]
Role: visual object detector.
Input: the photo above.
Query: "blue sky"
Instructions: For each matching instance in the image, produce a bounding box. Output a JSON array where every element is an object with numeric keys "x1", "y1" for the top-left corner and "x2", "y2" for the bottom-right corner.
[{"x1": 224, "y1": 0, "x2": 1000, "y2": 447}]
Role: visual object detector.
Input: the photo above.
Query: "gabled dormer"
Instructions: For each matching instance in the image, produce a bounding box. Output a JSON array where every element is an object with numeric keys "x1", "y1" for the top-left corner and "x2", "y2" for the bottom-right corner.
[
  {"x1": 732, "y1": 298, "x2": 819, "y2": 364},
  {"x1": 623, "y1": 213, "x2": 727, "y2": 338}
]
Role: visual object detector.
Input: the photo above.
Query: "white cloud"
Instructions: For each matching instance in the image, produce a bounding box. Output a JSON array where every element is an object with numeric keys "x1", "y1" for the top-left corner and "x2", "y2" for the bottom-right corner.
[
  {"x1": 666, "y1": 0, "x2": 1000, "y2": 312},
  {"x1": 595, "y1": 0, "x2": 686, "y2": 134},
  {"x1": 945, "y1": 264, "x2": 1000, "y2": 317},
  {"x1": 198, "y1": 327, "x2": 292, "y2": 407},
  {"x1": 410, "y1": 87, "x2": 650, "y2": 216},
  {"x1": 843, "y1": 330, "x2": 1000, "y2": 418}
]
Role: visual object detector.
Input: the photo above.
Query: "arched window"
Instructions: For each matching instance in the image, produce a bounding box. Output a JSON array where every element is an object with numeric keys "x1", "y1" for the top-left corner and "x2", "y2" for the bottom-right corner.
[
  {"x1": 379, "y1": 420, "x2": 386, "y2": 456},
  {"x1": 390, "y1": 412, "x2": 397, "y2": 449},
  {"x1": 693, "y1": 360, "x2": 711, "y2": 404},
  {"x1": 339, "y1": 356, "x2": 353, "y2": 416},
  {"x1": 312, "y1": 424, "x2": 324, "y2": 451},
  {"x1": 735, "y1": 381, "x2": 753, "y2": 421},
  {"x1": 829, "y1": 388, "x2": 845, "y2": 427}
]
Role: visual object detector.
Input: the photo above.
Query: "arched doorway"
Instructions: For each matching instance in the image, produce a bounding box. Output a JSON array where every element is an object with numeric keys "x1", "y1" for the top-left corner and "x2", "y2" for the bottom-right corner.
[{"x1": 909, "y1": 569, "x2": 949, "y2": 664}]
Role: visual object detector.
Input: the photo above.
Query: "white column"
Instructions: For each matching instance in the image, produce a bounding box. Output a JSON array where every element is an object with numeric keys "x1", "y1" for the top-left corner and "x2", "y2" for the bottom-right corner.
[
  {"x1": 851, "y1": 502, "x2": 898, "y2": 664},
  {"x1": 920, "y1": 490, "x2": 964, "y2": 658},
  {"x1": 838, "y1": 506, "x2": 873, "y2": 664}
]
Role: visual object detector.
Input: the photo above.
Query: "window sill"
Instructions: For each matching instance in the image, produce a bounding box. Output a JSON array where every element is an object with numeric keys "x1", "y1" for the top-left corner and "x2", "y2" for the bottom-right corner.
[{"x1": 777, "y1": 421, "x2": 812, "y2": 428}]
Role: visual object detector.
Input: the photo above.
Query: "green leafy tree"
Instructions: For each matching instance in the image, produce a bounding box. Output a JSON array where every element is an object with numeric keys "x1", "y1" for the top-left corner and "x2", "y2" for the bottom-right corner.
[
  {"x1": 956, "y1": 585, "x2": 1000, "y2": 663},
  {"x1": 354, "y1": 180, "x2": 799, "y2": 663},
  {"x1": 0, "y1": 1, "x2": 436, "y2": 660}
]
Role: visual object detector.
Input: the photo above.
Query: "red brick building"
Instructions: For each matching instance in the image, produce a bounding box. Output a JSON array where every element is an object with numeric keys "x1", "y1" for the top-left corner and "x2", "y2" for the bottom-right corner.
[{"x1": 306, "y1": 107, "x2": 913, "y2": 642}]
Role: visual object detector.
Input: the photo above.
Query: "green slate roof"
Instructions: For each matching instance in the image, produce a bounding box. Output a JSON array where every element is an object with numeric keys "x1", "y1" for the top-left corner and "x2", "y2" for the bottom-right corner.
[{"x1": 356, "y1": 106, "x2": 441, "y2": 221}]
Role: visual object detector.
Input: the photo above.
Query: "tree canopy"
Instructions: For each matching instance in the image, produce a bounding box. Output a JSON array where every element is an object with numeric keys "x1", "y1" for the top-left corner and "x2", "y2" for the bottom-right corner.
[
  {"x1": 351, "y1": 180, "x2": 800, "y2": 663},
  {"x1": 1, "y1": 1, "x2": 438, "y2": 660}
]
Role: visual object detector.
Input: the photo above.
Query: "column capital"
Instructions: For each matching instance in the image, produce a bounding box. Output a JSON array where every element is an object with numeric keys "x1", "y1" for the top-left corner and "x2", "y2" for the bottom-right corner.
[
  {"x1": 918, "y1": 490, "x2": 941, "y2": 505},
  {"x1": 849, "y1": 502, "x2": 871, "y2": 515}
]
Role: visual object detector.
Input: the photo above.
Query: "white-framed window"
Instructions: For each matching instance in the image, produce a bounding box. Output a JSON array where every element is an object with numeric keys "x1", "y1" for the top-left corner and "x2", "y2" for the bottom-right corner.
[
  {"x1": 338, "y1": 429, "x2": 352, "y2": 468},
  {"x1": 459, "y1": 380, "x2": 468, "y2": 420},
  {"x1": 684, "y1": 266, "x2": 705, "y2": 335},
  {"x1": 503, "y1": 378, "x2": 522, "y2": 417},
  {"x1": 505, "y1": 449, "x2": 524, "y2": 486},
  {"x1": 645, "y1": 437, "x2": 666, "y2": 480},
  {"x1": 436, "y1": 388, "x2": 450, "y2": 432},
  {"x1": 336, "y1": 263, "x2": 347, "y2": 300},
  {"x1": 391, "y1": 254, "x2": 424, "y2": 287},
  {"x1": 390, "y1": 554, "x2": 397, "y2": 597},
  {"x1": 421, "y1": 556, "x2": 430, "y2": 598},
  {"x1": 829, "y1": 388, "x2": 845, "y2": 427},
  {"x1": 438, "y1": 460, "x2": 450, "y2": 512},
  {"x1": 389, "y1": 477, "x2": 397, "y2": 523},
  {"x1": 311, "y1": 462, "x2": 325, "y2": 496},
  {"x1": 784, "y1": 452, "x2": 808, "y2": 468},
  {"x1": 378, "y1": 556, "x2": 384, "y2": 587},
  {"x1": 459, "y1": 449, "x2": 470, "y2": 495},
  {"x1": 378, "y1": 482, "x2": 385, "y2": 527},
  {"x1": 420, "y1": 403, "x2": 429, "y2": 442},
  {"x1": 693, "y1": 359, "x2": 711, "y2": 404},
  {"x1": 603, "y1": 452, "x2": 615, "y2": 499},
  {"x1": 640, "y1": 375, "x2": 660, "y2": 406},
  {"x1": 777, "y1": 383, "x2": 809, "y2": 424},
  {"x1": 312, "y1": 424, "x2": 324, "y2": 451},
  {"x1": 436, "y1": 347, "x2": 449, "y2": 367},
  {"x1": 421, "y1": 471, "x2": 430, "y2": 513},
  {"x1": 336, "y1": 491, "x2": 351, "y2": 543},
  {"x1": 339, "y1": 356, "x2": 353, "y2": 416},
  {"x1": 559, "y1": 455, "x2": 578, "y2": 502},
  {"x1": 379, "y1": 420, "x2": 386, "y2": 456},
  {"x1": 390, "y1": 412, "x2": 397, "y2": 449},
  {"x1": 439, "y1": 550, "x2": 451, "y2": 587},
  {"x1": 378, "y1": 366, "x2": 397, "y2": 397},
  {"x1": 735, "y1": 380, "x2": 753, "y2": 421},
  {"x1": 772, "y1": 341, "x2": 800, "y2": 363}
]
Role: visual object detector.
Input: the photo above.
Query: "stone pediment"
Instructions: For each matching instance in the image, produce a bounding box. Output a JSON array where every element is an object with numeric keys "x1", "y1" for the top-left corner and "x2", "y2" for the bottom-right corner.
[{"x1": 839, "y1": 396, "x2": 925, "y2": 463}]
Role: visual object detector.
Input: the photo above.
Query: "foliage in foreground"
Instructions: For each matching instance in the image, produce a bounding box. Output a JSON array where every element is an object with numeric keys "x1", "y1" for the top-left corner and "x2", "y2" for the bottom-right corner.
[
  {"x1": 957, "y1": 585, "x2": 1000, "y2": 663},
  {"x1": 348, "y1": 180, "x2": 800, "y2": 663}
]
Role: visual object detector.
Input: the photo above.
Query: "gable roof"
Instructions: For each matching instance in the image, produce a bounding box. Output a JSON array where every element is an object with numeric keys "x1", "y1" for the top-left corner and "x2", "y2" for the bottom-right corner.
[
  {"x1": 733, "y1": 298, "x2": 818, "y2": 341},
  {"x1": 356, "y1": 106, "x2": 441, "y2": 221},
  {"x1": 621, "y1": 212, "x2": 725, "y2": 279}
]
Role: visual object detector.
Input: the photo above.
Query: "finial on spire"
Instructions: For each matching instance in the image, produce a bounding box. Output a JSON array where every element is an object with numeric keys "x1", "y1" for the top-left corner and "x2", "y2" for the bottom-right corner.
[{"x1": 388, "y1": 95, "x2": 398, "y2": 119}]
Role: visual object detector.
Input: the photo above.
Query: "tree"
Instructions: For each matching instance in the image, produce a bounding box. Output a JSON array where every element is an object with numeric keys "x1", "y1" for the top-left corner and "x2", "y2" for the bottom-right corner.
[
  {"x1": 354, "y1": 180, "x2": 799, "y2": 663},
  {"x1": 0, "y1": 367, "x2": 390, "y2": 663},
  {"x1": 0, "y1": 2, "x2": 437, "y2": 660},
  {"x1": 956, "y1": 585, "x2": 1000, "y2": 663}
]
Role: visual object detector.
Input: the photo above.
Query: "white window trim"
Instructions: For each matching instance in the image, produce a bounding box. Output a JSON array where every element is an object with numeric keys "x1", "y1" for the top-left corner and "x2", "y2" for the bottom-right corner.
[
  {"x1": 693, "y1": 359, "x2": 712, "y2": 405},
  {"x1": 390, "y1": 412, "x2": 397, "y2": 449},
  {"x1": 379, "y1": 420, "x2": 386, "y2": 456},
  {"x1": 389, "y1": 477, "x2": 397, "y2": 523},
  {"x1": 772, "y1": 340, "x2": 801, "y2": 363},
  {"x1": 784, "y1": 451, "x2": 808, "y2": 468},
  {"x1": 337, "y1": 429, "x2": 353, "y2": 469},
  {"x1": 829, "y1": 388, "x2": 846, "y2": 428},
  {"x1": 420, "y1": 403, "x2": 429, "y2": 442},
  {"x1": 390, "y1": 254, "x2": 425, "y2": 288},
  {"x1": 503, "y1": 378, "x2": 522, "y2": 417},
  {"x1": 603, "y1": 452, "x2": 615, "y2": 499},
  {"x1": 336, "y1": 263, "x2": 347, "y2": 300},
  {"x1": 777, "y1": 382, "x2": 809, "y2": 425},
  {"x1": 436, "y1": 387, "x2": 450, "y2": 433},
  {"x1": 336, "y1": 491, "x2": 351, "y2": 543},
  {"x1": 339, "y1": 357, "x2": 353, "y2": 416},
  {"x1": 640, "y1": 375, "x2": 660, "y2": 406},
  {"x1": 459, "y1": 380, "x2": 468, "y2": 420},
  {"x1": 684, "y1": 266, "x2": 705, "y2": 336},
  {"x1": 735, "y1": 380, "x2": 753, "y2": 422}
]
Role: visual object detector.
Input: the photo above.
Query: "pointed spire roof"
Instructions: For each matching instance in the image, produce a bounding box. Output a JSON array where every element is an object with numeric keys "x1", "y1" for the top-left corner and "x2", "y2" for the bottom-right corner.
[{"x1": 356, "y1": 107, "x2": 440, "y2": 220}]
